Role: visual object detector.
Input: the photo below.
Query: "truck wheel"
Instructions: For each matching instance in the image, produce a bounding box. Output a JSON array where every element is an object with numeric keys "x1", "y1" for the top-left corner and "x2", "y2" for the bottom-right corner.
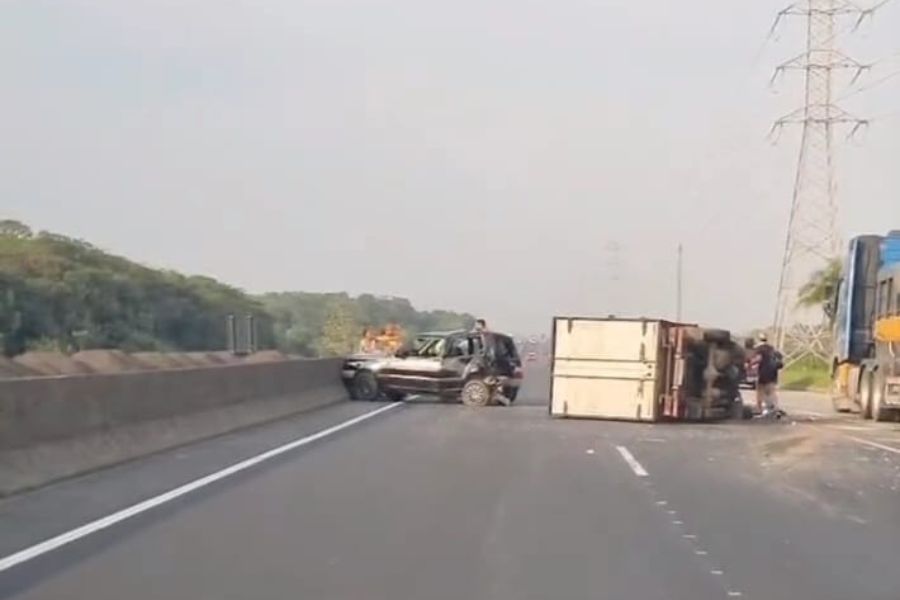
[
  {"x1": 831, "y1": 373, "x2": 851, "y2": 413},
  {"x1": 703, "y1": 329, "x2": 731, "y2": 344},
  {"x1": 872, "y1": 371, "x2": 888, "y2": 422},
  {"x1": 461, "y1": 379, "x2": 492, "y2": 407},
  {"x1": 711, "y1": 348, "x2": 734, "y2": 371},
  {"x1": 351, "y1": 370, "x2": 380, "y2": 402},
  {"x1": 859, "y1": 369, "x2": 873, "y2": 419}
]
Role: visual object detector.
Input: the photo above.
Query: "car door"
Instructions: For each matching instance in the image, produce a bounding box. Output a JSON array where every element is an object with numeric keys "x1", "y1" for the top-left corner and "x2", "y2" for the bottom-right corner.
[
  {"x1": 439, "y1": 334, "x2": 476, "y2": 395},
  {"x1": 379, "y1": 337, "x2": 446, "y2": 394}
]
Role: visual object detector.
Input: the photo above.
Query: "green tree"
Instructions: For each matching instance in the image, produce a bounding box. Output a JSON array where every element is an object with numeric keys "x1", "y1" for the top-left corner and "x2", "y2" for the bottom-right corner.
[
  {"x1": 258, "y1": 291, "x2": 475, "y2": 357},
  {"x1": 0, "y1": 222, "x2": 274, "y2": 355},
  {"x1": 797, "y1": 258, "x2": 842, "y2": 320},
  {"x1": 316, "y1": 300, "x2": 360, "y2": 357},
  {"x1": 0, "y1": 220, "x2": 32, "y2": 239}
]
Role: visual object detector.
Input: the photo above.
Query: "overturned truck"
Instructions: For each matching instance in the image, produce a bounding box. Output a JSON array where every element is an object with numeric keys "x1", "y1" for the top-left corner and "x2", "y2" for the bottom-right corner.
[{"x1": 549, "y1": 317, "x2": 745, "y2": 422}]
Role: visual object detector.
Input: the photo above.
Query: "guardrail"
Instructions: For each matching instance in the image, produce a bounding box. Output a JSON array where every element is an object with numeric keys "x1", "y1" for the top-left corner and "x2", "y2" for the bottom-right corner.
[{"x1": 0, "y1": 358, "x2": 346, "y2": 496}]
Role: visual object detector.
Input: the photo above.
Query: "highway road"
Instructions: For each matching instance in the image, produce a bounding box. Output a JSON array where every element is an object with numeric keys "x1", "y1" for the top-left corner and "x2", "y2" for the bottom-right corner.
[{"x1": 3, "y1": 362, "x2": 900, "y2": 599}]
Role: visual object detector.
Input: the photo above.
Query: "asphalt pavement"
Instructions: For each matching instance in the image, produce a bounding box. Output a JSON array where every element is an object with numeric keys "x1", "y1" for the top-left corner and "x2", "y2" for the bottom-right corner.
[{"x1": 2, "y1": 361, "x2": 900, "y2": 599}]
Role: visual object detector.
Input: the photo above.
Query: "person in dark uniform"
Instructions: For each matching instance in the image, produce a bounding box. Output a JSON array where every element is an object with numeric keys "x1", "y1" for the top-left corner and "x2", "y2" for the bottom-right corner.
[{"x1": 751, "y1": 333, "x2": 784, "y2": 415}]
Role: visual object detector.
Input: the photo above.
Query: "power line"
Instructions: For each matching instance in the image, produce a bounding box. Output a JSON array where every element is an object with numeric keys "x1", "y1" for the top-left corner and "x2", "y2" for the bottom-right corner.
[{"x1": 838, "y1": 67, "x2": 900, "y2": 100}]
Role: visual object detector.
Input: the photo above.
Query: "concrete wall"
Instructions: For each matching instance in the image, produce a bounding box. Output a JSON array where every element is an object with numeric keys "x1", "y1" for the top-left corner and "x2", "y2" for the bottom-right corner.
[{"x1": 0, "y1": 359, "x2": 346, "y2": 496}]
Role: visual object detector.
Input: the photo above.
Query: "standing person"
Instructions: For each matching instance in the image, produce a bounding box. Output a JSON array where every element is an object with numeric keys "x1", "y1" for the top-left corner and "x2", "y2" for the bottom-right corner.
[{"x1": 751, "y1": 333, "x2": 784, "y2": 415}]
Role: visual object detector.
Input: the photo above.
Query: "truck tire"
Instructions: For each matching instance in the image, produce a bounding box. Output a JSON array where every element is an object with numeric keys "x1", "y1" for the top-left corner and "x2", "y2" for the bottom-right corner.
[
  {"x1": 461, "y1": 379, "x2": 492, "y2": 407},
  {"x1": 703, "y1": 329, "x2": 731, "y2": 344},
  {"x1": 831, "y1": 372, "x2": 852, "y2": 413},
  {"x1": 859, "y1": 368, "x2": 873, "y2": 419},
  {"x1": 711, "y1": 348, "x2": 734, "y2": 371},
  {"x1": 872, "y1": 371, "x2": 888, "y2": 422},
  {"x1": 351, "y1": 370, "x2": 380, "y2": 402}
]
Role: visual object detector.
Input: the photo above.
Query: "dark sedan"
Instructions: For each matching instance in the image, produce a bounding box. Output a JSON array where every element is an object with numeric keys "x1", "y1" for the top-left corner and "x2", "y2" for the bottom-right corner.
[{"x1": 342, "y1": 330, "x2": 522, "y2": 406}]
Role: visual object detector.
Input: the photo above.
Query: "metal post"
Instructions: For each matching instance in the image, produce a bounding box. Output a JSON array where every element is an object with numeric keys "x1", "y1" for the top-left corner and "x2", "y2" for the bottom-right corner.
[{"x1": 676, "y1": 243, "x2": 683, "y2": 322}]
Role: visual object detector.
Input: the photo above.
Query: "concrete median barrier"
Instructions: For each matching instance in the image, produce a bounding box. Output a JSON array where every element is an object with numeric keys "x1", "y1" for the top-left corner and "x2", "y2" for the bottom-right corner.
[{"x1": 0, "y1": 358, "x2": 346, "y2": 496}]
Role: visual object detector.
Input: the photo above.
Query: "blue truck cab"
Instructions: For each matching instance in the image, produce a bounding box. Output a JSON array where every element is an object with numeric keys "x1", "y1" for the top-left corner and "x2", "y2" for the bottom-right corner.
[{"x1": 832, "y1": 232, "x2": 900, "y2": 419}]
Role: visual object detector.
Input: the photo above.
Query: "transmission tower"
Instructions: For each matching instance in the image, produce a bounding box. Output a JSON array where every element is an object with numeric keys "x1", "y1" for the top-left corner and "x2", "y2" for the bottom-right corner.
[{"x1": 770, "y1": 0, "x2": 870, "y2": 365}]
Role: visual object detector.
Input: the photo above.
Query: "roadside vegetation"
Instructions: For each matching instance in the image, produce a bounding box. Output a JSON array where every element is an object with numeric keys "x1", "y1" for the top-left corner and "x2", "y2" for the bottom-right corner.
[
  {"x1": 774, "y1": 257, "x2": 841, "y2": 392},
  {"x1": 0, "y1": 220, "x2": 474, "y2": 358},
  {"x1": 781, "y1": 357, "x2": 831, "y2": 392}
]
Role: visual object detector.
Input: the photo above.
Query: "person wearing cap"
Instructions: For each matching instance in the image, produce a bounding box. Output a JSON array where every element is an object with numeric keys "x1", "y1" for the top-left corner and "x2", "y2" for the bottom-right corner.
[{"x1": 750, "y1": 333, "x2": 783, "y2": 415}]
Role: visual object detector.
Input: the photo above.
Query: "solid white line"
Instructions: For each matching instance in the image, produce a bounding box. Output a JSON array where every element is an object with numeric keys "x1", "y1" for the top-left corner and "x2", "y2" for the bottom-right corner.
[
  {"x1": 845, "y1": 435, "x2": 900, "y2": 455},
  {"x1": 0, "y1": 402, "x2": 403, "y2": 574},
  {"x1": 616, "y1": 446, "x2": 649, "y2": 477}
]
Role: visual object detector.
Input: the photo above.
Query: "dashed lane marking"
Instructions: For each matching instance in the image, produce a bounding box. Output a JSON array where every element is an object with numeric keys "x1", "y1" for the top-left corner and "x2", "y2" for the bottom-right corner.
[
  {"x1": 0, "y1": 402, "x2": 404, "y2": 575},
  {"x1": 616, "y1": 446, "x2": 649, "y2": 477}
]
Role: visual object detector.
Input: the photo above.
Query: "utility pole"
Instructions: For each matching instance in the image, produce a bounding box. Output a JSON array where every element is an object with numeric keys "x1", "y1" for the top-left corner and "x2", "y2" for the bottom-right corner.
[
  {"x1": 769, "y1": 0, "x2": 872, "y2": 365},
  {"x1": 676, "y1": 243, "x2": 683, "y2": 322}
]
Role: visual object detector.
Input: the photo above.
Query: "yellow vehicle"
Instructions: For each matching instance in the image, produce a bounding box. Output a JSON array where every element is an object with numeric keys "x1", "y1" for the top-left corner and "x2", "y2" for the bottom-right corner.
[{"x1": 831, "y1": 233, "x2": 900, "y2": 420}]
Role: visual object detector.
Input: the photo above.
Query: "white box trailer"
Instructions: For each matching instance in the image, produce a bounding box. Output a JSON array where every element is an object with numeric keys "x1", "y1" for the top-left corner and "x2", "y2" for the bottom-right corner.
[{"x1": 549, "y1": 316, "x2": 733, "y2": 422}]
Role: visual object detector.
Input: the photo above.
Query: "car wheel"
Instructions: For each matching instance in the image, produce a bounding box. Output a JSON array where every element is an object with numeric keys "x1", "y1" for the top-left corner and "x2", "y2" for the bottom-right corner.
[
  {"x1": 351, "y1": 370, "x2": 380, "y2": 402},
  {"x1": 461, "y1": 379, "x2": 492, "y2": 407}
]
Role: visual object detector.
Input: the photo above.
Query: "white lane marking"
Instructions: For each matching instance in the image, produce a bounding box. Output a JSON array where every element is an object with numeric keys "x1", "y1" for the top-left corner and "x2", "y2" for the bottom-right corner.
[
  {"x1": 655, "y1": 500, "x2": 668, "y2": 506},
  {"x1": 0, "y1": 402, "x2": 403, "y2": 574},
  {"x1": 673, "y1": 520, "x2": 684, "y2": 525},
  {"x1": 585, "y1": 449, "x2": 596, "y2": 455},
  {"x1": 727, "y1": 592, "x2": 743, "y2": 597},
  {"x1": 845, "y1": 436, "x2": 900, "y2": 455},
  {"x1": 667, "y1": 510, "x2": 678, "y2": 515},
  {"x1": 711, "y1": 570, "x2": 724, "y2": 575},
  {"x1": 683, "y1": 534, "x2": 697, "y2": 539},
  {"x1": 616, "y1": 446, "x2": 649, "y2": 477},
  {"x1": 695, "y1": 550, "x2": 708, "y2": 556}
]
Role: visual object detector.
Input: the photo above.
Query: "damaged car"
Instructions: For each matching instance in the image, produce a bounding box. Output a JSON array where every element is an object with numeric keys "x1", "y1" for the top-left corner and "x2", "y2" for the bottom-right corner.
[{"x1": 341, "y1": 330, "x2": 523, "y2": 406}]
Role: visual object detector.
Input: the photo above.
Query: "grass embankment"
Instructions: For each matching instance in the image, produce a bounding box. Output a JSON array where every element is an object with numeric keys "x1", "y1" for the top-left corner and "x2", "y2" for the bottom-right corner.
[{"x1": 780, "y1": 358, "x2": 831, "y2": 392}]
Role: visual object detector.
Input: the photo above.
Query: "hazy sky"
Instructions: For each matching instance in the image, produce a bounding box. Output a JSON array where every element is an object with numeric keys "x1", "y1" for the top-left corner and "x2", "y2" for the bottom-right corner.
[{"x1": 3, "y1": 0, "x2": 899, "y2": 334}]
